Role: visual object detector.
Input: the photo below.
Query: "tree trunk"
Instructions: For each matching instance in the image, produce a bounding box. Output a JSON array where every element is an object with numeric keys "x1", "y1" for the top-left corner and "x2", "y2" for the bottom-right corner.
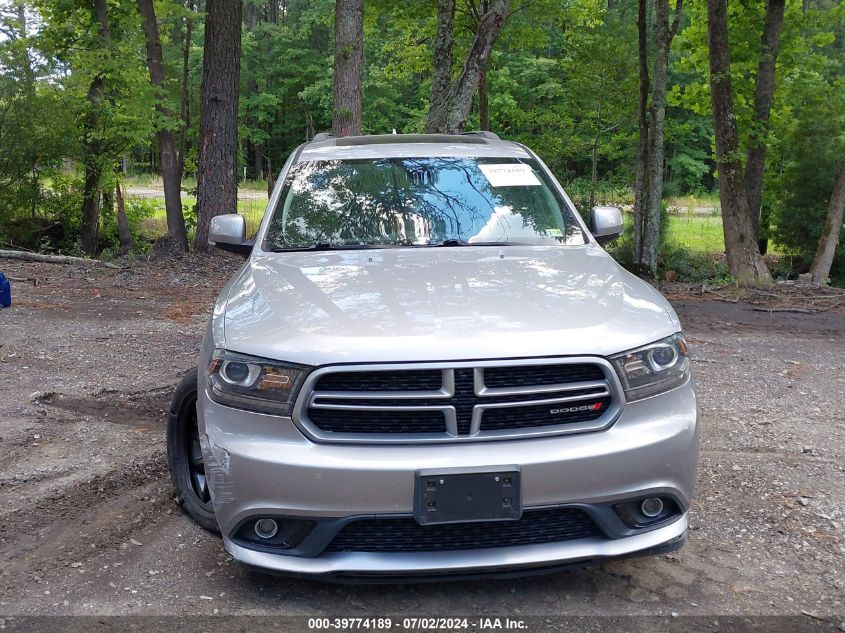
[
  {"x1": 266, "y1": 159, "x2": 275, "y2": 198},
  {"x1": 641, "y1": 0, "x2": 677, "y2": 276},
  {"x1": 194, "y1": 0, "x2": 243, "y2": 252},
  {"x1": 115, "y1": 182, "x2": 134, "y2": 255},
  {"x1": 16, "y1": 3, "x2": 26, "y2": 34},
  {"x1": 138, "y1": 0, "x2": 188, "y2": 253},
  {"x1": 707, "y1": 0, "x2": 771, "y2": 283},
  {"x1": 443, "y1": 0, "x2": 510, "y2": 134},
  {"x1": 246, "y1": 0, "x2": 261, "y2": 177},
  {"x1": 632, "y1": 0, "x2": 649, "y2": 268},
  {"x1": 809, "y1": 160, "x2": 845, "y2": 283},
  {"x1": 590, "y1": 110, "x2": 601, "y2": 209},
  {"x1": 16, "y1": 3, "x2": 33, "y2": 84},
  {"x1": 426, "y1": 0, "x2": 456, "y2": 133},
  {"x1": 179, "y1": 0, "x2": 194, "y2": 174},
  {"x1": 331, "y1": 0, "x2": 364, "y2": 136},
  {"x1": 639, "y1": 0, "x2": 683, "y2": 275},
  {"x1": 478, "y1": 63, "x2": 489, "y2": 131},
  {"x1": 80, "y1": 153, "x2": 102, "y2": 257},
  {"x1": 80, "y1": 0, "x2": 111, "y2": 257},
  {"x1": 426, "y1": 0, "x2": 509, "y2": 134},
  {"x1": 253, "y1": 146, "x2": 264, "y2": 181},
  {"x1": 745, "y1": 0, "x2": 785, "y2": 254}
]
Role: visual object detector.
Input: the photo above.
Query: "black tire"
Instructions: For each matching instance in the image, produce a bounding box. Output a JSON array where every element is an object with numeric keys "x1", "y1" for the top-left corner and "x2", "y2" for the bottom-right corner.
[{"x1": 167, "y1": 367, "x2": 220, "y2": 534}]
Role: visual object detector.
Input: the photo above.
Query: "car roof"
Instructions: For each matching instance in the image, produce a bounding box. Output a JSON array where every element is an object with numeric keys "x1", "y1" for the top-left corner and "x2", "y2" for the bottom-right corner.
[{"x1": 297, "y1": 133, "x2": 532, "y2": 161}]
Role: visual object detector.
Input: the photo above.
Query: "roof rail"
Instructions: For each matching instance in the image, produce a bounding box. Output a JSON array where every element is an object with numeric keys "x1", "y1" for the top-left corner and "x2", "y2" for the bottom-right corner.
[
  {"x1": 335, "y1": 133, "x2": 488, "y2": 146},
  {"x1": 461, "y1": 131, "x2": 501, "y2": 140},
  {"x1": 311, "y1": 132, "x2": 336, "y2": 142}
]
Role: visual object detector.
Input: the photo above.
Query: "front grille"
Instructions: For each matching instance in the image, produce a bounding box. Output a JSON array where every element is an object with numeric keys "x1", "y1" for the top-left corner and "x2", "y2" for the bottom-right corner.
[
  {"x1": 484, "y1": 364, "x2": 605, "y2": 388},
  {"x1": 324, "y1": 507, "x2": 602, "y2": 553},
  {"x1": 315, "y1": 370, "x2": 443, "y2": 392},
  {"x1": 480, "y1": 397, "x2": 611, "y2": 431},
  {"x1": 308, "y1": 409, "x2": 446, "y2": 434},
  {"x1": 299, "y1": 360, "x2": 617, "y2": 442}
]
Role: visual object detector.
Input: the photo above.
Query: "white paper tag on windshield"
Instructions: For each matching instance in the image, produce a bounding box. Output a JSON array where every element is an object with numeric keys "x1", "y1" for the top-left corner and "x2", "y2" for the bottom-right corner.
[{"x1": 479, "y1": 163, "x2": 542, "y2": 187}]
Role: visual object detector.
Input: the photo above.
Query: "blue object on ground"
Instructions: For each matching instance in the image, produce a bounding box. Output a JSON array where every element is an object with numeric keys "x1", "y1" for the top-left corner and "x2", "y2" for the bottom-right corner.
[{"x1": 0, "y1": 272, "x2": 11, "y2": 308}]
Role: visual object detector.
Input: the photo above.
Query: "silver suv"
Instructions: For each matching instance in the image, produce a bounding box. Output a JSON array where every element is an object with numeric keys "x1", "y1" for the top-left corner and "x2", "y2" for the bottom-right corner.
[{"x1": 166, "y1": 133, "x2": 698, "y2": 579}]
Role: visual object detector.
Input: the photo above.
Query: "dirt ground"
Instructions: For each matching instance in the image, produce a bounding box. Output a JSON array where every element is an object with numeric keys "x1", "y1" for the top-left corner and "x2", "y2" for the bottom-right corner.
[{"x1": 0, "y1": 255, "x2": 843, "y2": 624}]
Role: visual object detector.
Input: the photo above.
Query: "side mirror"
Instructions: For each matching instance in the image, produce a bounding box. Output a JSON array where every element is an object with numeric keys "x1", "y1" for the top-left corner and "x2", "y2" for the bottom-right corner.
[
  {"x1": 591, "y1": 206, "x2": 623, "y2": 245},
  {"x1": 209, "y1": 214, "x2": 253, "y2": 255}
]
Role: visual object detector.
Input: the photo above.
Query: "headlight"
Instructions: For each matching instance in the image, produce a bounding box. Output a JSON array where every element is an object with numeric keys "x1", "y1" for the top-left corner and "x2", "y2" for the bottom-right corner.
[
  {"x1": 207, "y1": 350, "x2": 309, "y2": 415},
  {"x1": 610, "y1": 333, "x2": 690, "y2": 401}
]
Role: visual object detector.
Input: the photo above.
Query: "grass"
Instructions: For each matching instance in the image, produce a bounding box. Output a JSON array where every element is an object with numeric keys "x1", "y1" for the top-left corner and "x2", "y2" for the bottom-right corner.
[
  {"x1": 139, "y1": 196, "x2": 269, "y2": 236},
  {"x1": 666, "y1": 192, "x2": 721, "y2": 212},
  {"x1": 665, "y1": 212, "x2": 725, "y2": 253},
  {"x1": 123, "y1": 174, "x2": 269, "y2": 194}
]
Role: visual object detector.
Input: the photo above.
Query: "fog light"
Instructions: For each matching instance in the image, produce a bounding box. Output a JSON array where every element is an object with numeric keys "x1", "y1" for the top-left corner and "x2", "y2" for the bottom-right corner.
[
  {"x1": 641, "y1": 497, "x2": 664, "y2": 518},
  {"x1": 233, "y1": 516, "x2": 317, "y2": 550},
  {"x1": 254, "y1": 518, "x2": 278, "y2": 539}
]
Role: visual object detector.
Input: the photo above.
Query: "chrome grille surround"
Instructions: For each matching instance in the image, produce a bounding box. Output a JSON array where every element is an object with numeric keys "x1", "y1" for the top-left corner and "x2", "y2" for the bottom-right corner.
[{"x1": 292, "y1": 357, "x2": 625, "y2": 444}]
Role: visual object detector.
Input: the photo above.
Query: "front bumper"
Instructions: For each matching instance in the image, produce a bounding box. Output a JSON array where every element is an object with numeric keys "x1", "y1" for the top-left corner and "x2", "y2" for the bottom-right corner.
[
  {"x1": 198, "y1": 381, "x2": 698, "y2": 576},
  {"x1": 223, "y1": 516, "x2": 688, "y2": 578}
]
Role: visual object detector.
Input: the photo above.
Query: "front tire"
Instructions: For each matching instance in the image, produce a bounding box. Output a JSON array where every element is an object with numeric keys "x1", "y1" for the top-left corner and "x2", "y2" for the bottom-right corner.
[{"x1": 167, "y1": 367, "x2": 219, "y2": 533}]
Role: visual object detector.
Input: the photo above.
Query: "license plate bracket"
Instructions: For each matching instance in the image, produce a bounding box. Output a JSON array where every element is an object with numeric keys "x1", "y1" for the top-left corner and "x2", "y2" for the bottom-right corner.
[{"x1": 414, "y1": 466, "x2": 522, "y2": 525}]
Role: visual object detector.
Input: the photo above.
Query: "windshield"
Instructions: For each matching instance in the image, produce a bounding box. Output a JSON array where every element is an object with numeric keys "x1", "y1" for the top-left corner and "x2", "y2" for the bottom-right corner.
[{"x1": 262, "y1": 157, "x2": 587, "y2": 251}]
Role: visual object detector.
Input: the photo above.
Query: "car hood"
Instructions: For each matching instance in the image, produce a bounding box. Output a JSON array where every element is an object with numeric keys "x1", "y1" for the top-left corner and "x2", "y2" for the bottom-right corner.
[{"x1": 221, "y1": 245, "x2": 677, "y2": 366}]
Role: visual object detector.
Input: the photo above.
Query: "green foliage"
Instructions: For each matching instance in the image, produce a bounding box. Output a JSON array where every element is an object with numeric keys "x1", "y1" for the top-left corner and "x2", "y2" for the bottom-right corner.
[
  {"x1": 2, "y1": 0, "x2": 844, "y2": 277},
  {"x1": 659, "y1": 245, "x2": 731, "y2": 283},
  {"x1": 487, "y1": 4, "x2": 639, "y2": 192},
  {"x1": 0, "y1": 5, "x2": 75, "y2": 229},
  {"x1": 99, "y1": 195, "x2": 158, "y2": 255},
  {"x1": 669, "y1": 0, "x2": 845, "y2": 279},
  {"x1": 609, "y1": 201, "x2": 732, "y2": 283},
  {"x1": 765, "y1": 3, "x2": 845, "y2": 280},
  {"x1": 0, "y1": 171, "x2": 81, "y2": 251},
  {"x1": 240, "y1": 0, "x2": 333, "y2": 171}
]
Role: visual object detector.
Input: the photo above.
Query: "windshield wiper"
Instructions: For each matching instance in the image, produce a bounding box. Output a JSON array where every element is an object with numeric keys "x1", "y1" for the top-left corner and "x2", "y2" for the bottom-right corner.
[
  {"x1": 270, "y1": 243, "x2": 396, "y2": 252},
  {"x1": 270, "y1": 239, "x2": 523, "y2": 252},
  {"x1": 428, "y1": 239, "x2": 518, "y2": 247}
]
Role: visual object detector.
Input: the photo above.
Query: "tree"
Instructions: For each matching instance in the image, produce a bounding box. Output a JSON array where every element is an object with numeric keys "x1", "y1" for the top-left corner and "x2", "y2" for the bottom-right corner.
[
  {"x1": 426, "y1": 0, "x2": 511, "y2": 134},
  {"x1": 809, "y1": 55, "x2": 845, "y2": 284},
  {"x1": 138, "y1": 0, "x2": 188, "y2": 253},
  {"x1": 179, "y1": 0, "x2": 194, "y2": 172},
  {"x1": 427, "y1": 0, "x2": 456, "y2": 134},
  {"x1": 706, "y1": 0, "x2": 770, "y2": 283},
  {"x1": 195, "y1": 0, "x2": 243, "y2": 252},
  {"x1": 114, "y1": 181, "x2": 134, "y2": 254},
  {"x1": 632, "y1": 0, "x2": 649, "y2": 268},
  {"x1": 0, "y1": 3, "x2": 69, "y2": 223},
  {"x1": 459, "y1": 0, "x2": 499, "y2": 131},
  {"x1": 809, "y1": 161, "x2": 845, "y2": 283},
  {"x1": 635, "y1": 0, "x2": 683, "y2": 276},
  {"x1": 746, "y1": 0, "x2": 785, "y2": 253},
  {"x1": 80, "y1": 0, "x2": 111, "y2": 256},
  {"x1": 332, "y1": 0, "x2": 364, "y2": 136}
]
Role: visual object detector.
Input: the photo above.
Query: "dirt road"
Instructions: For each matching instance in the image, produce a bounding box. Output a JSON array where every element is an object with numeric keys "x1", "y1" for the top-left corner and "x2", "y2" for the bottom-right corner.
[
  {"x1": 124, "y1": 186, "x2": 267, "y2": 200},
  {"x1": 0, "y1": 256, "x2": 843, "y2": 621}
]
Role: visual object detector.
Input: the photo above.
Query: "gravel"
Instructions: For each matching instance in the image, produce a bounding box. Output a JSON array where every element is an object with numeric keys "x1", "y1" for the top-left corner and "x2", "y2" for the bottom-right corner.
[{"x1": 0, "y1": 256, "x2": 842, "y2": 618}]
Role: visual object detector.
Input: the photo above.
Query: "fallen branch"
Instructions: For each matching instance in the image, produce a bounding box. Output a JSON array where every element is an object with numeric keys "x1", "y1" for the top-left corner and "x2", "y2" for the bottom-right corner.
[
  {"x1": 0, "y1": 249, "x2": 122, "y2": 269},
  {"x1": 7, "y1": 276, "x2": 39, "y2": 286},
  {"x1": 751, "y1": 307, "x2": 815, "y2": 315}
]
